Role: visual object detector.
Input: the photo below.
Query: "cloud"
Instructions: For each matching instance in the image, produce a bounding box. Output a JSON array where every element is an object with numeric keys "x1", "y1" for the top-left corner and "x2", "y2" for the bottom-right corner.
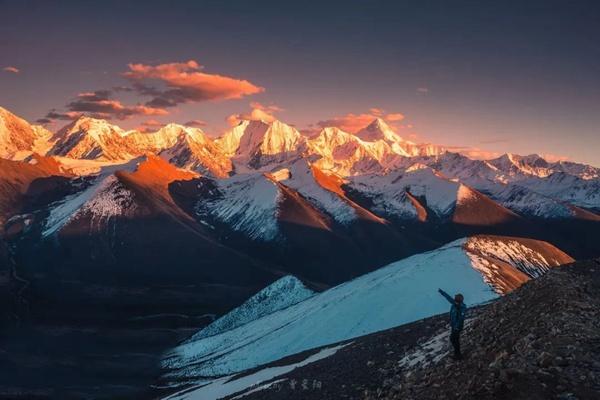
[
  {"x1": 444, "y1": 146, "x2": 502, "y2": 160},
  {"x1": 185, "y1": 119, "x2": 207, "y2": 128},
  {"x1": 385, "y1": 113, "x2": 405, "y2": 122},
  {"x1": 124, "y1": 60, "x2": 264, "y2": 108},
  {"x1": 417, "y1": 87, "x2": 429, "y2": 94},
  {"x1": 312, "y1": 109, "x2": 405, "y2": 133},
  {"x1": 67, "y1": 90, "x2": 168, "y2": 119},
  {"x1": 44, "y1": 110, "x2": 85, "y2": 121},
  {"x1": 136, "y1": 119, "x2": 165, "y2": 132},
  {"x1": 369, "y1": 108, "x2": 385, "y2": 116},
  {"x1": 226, "y1": 102, "x2": 283, "y2": 126},
  {"x1": 3, "y1": 66, "x2": 19, "y2": 74},
  {"x1": 479, "y1": 138, "x2": 510, "y2": 145},
  {"x1": 43, "y1": 90, "x2": 169, "y2": 123},
  {"x1": 541, "y1": 153, "x2": 570, "y2": 163}
]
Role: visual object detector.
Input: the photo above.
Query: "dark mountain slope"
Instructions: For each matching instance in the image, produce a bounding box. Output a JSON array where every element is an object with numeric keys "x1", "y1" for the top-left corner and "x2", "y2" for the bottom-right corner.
[{"x1": 228, "y1": 258, "x2": 600, "y2": 400}]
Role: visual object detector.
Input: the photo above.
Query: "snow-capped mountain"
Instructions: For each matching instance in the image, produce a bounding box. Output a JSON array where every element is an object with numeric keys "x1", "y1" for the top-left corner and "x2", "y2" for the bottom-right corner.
[
  {"x1": 307, "y1": 126, "x2": 395, "y2": 175},
  {"x1": 48, "y1": 117, "x2": 233, "y2": 177},
  {"x1": 161, "y1": 235, "x2": 572, "y2": 382},
  {"x1": 216, "y1": 119, "x2": 306, "y2": 169},
  {"x1": 488, "y1": 153, "x2": 600, "y2": 181},
  {"x1": 154, "y1": 124, "x2": 233, "y2": 177},
  {"x1": 0, "y1": 107, "x2": 53, "y2": 159},
  {"x1": 50, "y1": 116, "x2": 133, "y2": 160},
  {"x1": 1, "y1": 104, "x2": 598, "y2": 267},
  {"x1": 356, "y1": 118, "x2": 445, "y2": 157},
  {"x1": 348, "y1": 166, "x2": 520, "y2": 225}
]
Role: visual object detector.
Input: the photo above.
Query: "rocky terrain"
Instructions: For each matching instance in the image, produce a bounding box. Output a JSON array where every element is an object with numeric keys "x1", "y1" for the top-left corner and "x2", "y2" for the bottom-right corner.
[{"x1": 207, "y1": 258, "x2": 600, "y2": 400}]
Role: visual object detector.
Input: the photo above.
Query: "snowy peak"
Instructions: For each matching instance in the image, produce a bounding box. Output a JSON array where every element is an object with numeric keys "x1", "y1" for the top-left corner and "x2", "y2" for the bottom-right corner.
[
  {"x1": 50, "y1": 117, "x2": 132, "y2": 160},
  {"x1": 215, "y1": 120, "x2": 260, "y2": 157},
  {"x1": 256, "y1": 120, "x2": 305, "y2": 157},
  {"x1": 188, "y1": 275, "x2": 315, "y2": 341},
  {"x1": 219, "y1": 119, "x2": 306, "y2": 169},
  {"x1": 488, "y1": 153, "x2": 552, "y2": 178},
  {"x1": 356, "y1": 118, "x2": 402, "y2": 143},
  {"x1": 307, "y1": 126, "x2": 390, "y2": 175},
  {"x1": 130, "y1": 123, "x2": 233, "y2": 177},
  {"x1": 49, "y1": 117, "x2": 232, "y2": 176},
  {"x1": 56, "y1": 116, "x2": 126, "y2": 140},
  {"x1": 0, "y1": 107, "x2": 54, "y2": 159}
]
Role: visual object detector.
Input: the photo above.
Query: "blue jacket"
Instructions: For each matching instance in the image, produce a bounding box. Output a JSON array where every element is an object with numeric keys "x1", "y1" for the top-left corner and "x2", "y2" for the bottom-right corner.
[{"x1": 439, "y1": 289, "x2": 467, "y2": 331}]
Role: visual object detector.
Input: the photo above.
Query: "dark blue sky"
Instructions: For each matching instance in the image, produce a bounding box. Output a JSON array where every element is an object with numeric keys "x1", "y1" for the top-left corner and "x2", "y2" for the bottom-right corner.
[{"x1": 1, "y1": 0, "x2": 599, "y2": 164}]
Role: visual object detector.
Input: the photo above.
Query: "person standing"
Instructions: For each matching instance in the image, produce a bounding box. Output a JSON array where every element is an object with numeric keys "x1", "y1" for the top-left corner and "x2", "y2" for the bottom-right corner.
[{"x1": 438, "y1": 289, "x2": 467, "y2": 360}]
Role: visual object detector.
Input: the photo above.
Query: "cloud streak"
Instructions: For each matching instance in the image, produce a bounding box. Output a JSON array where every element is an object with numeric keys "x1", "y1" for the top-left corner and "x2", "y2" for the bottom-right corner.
[
  {"x1": 42, "y1": 90, "x2": 168, "y2": 123},
  {"x1": 3, "y1": 66, "x2": 20, "y2": 74},
  {"x1": 124, "y1": 60, "x2": 264, "y2": 108},
  {"x1": 185, "y1": 119, "x2": 207, "y2": 128},
  {"x1": 136, "y1": 119, "x2": 165, "y2": 132}
]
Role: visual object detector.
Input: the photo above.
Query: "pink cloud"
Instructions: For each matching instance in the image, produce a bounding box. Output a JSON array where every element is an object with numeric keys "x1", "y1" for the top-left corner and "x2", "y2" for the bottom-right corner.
[
  {"x1": 541, "y1": 153, "x2": 570, "y2": 163},
  {"x1": 3, "y1": 66, "x2": 19, "y2": 74},
  {"x1": 185, "y1": 119, "x2": 207, "y2": 128},
  {"x1": 124, "y1": 60, "x2": 264, "y2": 107},
  {"x1": 136, "y1": 119, "x2": 165, "y2": 132},
  {"x1": 227, "y1": 102, "x2": 283, "y2": 126},
  {"x1": 313, "y1": 109, "x2": 405, "y2": 133},
  {"x1": 385, "y1": 113, "x2": 405, "y2": 122},
  {"x1": 445, "y1": 146, "x2": 502, "y2": 160}
]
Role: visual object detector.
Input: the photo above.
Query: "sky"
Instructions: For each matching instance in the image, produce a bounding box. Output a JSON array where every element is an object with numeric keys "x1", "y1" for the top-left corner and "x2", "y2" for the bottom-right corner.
[{"x1": 1, "y1": 0, "x2": 599, "y2": 166}]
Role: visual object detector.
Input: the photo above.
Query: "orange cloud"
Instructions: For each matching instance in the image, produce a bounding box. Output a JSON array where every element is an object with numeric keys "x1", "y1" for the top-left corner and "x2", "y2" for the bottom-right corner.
[
  {"x1": 314, "y1": 109, "x2": 405, "y2": 133},
  {"x1": 124, "y1": 60, "x2": 264, "y2": 107},
  {"x1": 385, "y1": 113, "x2": 405, "y2": 122},
  {"x1": 136, "y1": 119, "x2": 165, "y2": 132},
  {"x1": 226, "y1": 102, "x2": 283, "y2": 126},
  {"x1": 185, "y1": 119, "x2": 207, "y2": 128},
  {"x1": 541, "y1": 153, "x2": 570, "y2": 163},
  {"x1": 445, "y1": 146, "x2": 502, "y2": 160},
  {"x1": 3, "y1": 66, "x2": 19, "y2": 74},
  {"x1": 369, "y1": 108, "x2": 385, "y2": 116}
]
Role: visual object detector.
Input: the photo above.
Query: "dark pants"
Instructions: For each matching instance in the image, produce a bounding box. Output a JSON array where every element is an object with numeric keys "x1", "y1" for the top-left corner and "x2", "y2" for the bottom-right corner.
[{"x1": 450, "y1": 329, "x2": 462, "y2": 359}]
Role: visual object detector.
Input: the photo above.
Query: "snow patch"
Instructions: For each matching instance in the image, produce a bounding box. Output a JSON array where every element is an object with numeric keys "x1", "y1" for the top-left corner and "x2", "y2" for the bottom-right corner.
[
  {"x1": 202, "y1": 173, "x2": 282, "y2": 241},
  {"x1": 280, "y1": 160, "x2": 357, "y2": 224},
  {"x1": 163, "y1": 344, "x2": 349, "y2": 400},
  {"x1": 162, "y1": 239, "x2": 499, "y2": 380},
  {"x1": 42, "y1": 158, "x2": 142, "y2": 236},
  {"x1": 464, "y1": 236, "x2": 560, "y2": 278},
  {"x1": 189, "y1": 276, "x2": 315, "y2": 341},
  {"x1": 397, "y1": 329, "x2": 449, "y2": 369}
]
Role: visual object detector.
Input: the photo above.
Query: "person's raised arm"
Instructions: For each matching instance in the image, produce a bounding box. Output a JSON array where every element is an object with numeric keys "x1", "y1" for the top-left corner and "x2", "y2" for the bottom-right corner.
[{"x1": 438, "y1": 288, "x2": 455, "y2": 304}]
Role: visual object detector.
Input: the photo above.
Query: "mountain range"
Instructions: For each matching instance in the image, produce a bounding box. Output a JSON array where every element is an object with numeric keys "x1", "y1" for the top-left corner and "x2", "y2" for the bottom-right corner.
[{"x1": 1, "y1": 105, "x2": 599, "y2": 398}]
